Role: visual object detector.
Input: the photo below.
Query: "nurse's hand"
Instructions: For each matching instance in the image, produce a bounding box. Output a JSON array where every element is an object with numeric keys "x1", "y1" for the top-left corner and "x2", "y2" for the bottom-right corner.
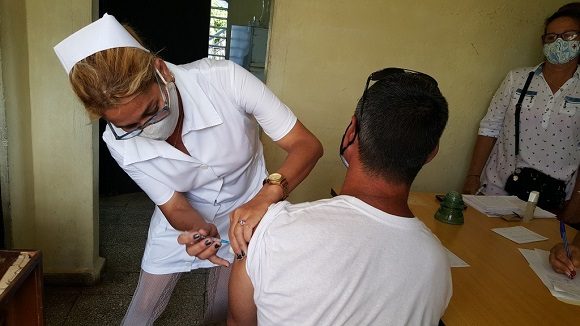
[
  {"x1": 177, "y1": 225, "x2": 230, "y2": 267},
  {"x1": 229, "y1": 187, "x2": 282, "y2": 259}
]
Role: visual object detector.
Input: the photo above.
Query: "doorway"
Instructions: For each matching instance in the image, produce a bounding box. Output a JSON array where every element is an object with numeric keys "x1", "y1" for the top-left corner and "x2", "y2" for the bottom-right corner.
[{"x1": 98, "y1": 0, "x2": 211, "y2": 195}]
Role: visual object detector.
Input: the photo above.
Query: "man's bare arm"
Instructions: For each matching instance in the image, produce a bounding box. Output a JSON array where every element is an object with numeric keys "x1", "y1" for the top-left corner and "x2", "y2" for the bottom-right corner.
[{"x1": 228, "y1": 259, "x2": 257, "y2": 326}]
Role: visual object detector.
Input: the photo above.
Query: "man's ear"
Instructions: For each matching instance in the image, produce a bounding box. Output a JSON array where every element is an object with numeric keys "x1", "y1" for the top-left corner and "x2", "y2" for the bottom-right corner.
[
  {"x1": 341, "y1": 115, "x2": 358, "y2": 147},
  {"x1": 424, "y1": 143, "x2": 439, "y2": 164}
]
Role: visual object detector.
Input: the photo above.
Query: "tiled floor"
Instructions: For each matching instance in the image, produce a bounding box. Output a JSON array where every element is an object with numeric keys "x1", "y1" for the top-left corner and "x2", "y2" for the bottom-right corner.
[{"x1": 44, "y1": 192, "x2": 210, "y2": 325}]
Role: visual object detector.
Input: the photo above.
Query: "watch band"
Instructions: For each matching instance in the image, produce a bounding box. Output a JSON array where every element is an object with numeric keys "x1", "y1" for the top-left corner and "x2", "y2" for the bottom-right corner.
[{"x1": 263, "y1": 173, "x2": 289, "y2": 200}]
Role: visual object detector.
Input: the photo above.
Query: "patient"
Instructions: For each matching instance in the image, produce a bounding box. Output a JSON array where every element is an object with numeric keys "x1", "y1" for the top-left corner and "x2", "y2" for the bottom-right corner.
[{"x1": 226, "y1": 68, "x2": 452, "y2": 325}]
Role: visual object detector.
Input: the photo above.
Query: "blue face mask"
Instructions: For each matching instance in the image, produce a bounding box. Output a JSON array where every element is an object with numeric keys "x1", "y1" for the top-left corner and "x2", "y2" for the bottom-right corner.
[{"x1": 543, "y1": 38, "x2": 580, "y2": 64}]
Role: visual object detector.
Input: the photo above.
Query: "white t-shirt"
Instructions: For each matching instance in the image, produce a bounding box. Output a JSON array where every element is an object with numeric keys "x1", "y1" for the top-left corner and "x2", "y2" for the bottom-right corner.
[
  {"x1": 247, "y1": 196, "x2": 452, "y2": 326},
  {"x1": 479, "y1": 64, "x2": 580, "y2": 198},
  {"x1": 103, "y1": 59, "x2": 297, "y2": 273}
]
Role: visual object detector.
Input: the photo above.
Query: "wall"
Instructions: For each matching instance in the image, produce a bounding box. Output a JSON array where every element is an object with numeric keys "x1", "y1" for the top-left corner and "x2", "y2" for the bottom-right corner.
[
  {"x1": 0, "y1": 0, "x2": 102, "y2": 282},
  {"x1": 228, "y1": 0, "x2": 271, "y2": 27},
  {"x1": 0, "y1": 0, "x2": 34, "y2": 247},
  {"x1": 0, "y1": 0, "x2": 571, "y2": 280},
  {"x1": 265, "y1": 0, "x2": 569, "y2": 202}
]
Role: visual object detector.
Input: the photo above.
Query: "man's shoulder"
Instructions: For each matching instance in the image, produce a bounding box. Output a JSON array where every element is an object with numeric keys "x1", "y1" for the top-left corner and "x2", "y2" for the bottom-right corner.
[
  {"x1": 255, "y1": 197, "x2": 352, "y2": 233},
  {"x1": 267, "y1": 196, "x2": 360, "y2": 218},
  {"x1": 260, "y1": 197, "x2": 337, "y2": 223},
  {"x1": 265, "y1": 195, "x2": 421, "y2": 222}
]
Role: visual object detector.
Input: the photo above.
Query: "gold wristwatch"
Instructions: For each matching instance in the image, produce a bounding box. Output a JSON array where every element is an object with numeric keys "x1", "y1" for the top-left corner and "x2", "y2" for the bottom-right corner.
[{"x1": 263, "y1": 172, "x2": 289, "y2": 200}]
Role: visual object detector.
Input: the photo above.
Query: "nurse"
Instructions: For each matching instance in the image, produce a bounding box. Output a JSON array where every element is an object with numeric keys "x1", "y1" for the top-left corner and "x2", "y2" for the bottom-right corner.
[{"x1": 54, "y1": 14, "x2": 323, "y2": 325}]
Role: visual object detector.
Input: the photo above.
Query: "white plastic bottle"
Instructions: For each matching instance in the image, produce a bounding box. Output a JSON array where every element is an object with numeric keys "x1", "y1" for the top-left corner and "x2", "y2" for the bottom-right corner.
[{"x1": 523, "y1": 191, "x2": 539, "y2": 222}]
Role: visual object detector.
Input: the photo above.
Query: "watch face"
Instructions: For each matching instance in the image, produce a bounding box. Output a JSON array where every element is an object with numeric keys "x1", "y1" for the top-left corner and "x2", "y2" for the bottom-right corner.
[{"x1": 269, "y1": 173, "x2": 282, "y2": 181}]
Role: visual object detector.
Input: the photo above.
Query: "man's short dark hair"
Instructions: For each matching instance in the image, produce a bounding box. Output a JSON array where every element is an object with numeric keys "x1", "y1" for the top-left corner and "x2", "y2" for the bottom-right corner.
[{"x1": 355, "y1": 72, "x2": 448, "y2": 184}]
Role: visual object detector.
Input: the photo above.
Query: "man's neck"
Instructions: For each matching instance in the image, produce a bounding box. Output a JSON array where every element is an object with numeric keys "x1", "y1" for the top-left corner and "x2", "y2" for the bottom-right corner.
[{"x1": 340, "y1": 167, "x2": 414, "y2": 218}]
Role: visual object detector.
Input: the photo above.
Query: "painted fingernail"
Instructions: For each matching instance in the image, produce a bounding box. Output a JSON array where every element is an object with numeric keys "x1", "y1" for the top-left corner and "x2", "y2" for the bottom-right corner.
[
  {"x1": 241, "y1": 250, "x2": 246, "y2": 257},
  {"x1": 205, "y1": 239, "x2": 212, "y2": 246},
  {"x1": 214, "y1": 243, "x2": 221, "y2": 249},
  {"x1": 236, "y1": 254, "x2": 243, "y2": 260},
  {"x1": 193, "y1": 234, "x2": 201, "y2": 240},
  {"x1": 571, "y1": 270, "x2": 577, "y2": 279}
]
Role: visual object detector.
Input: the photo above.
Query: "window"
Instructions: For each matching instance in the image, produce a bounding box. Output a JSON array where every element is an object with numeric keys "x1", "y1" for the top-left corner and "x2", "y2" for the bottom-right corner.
[{"x1": 208, "y1": 0, "x2": 228, "y2": 60}]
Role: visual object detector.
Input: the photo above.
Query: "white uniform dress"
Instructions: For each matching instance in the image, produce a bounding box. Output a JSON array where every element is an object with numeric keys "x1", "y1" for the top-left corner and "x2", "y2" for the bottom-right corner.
[
  {"x1": 479, "y1": 64, "x2": 580, "y2": 198},
  {"x1": 103, "y1": 59, "x2": 297, "y2": 274},
  {"x1": 247, "y1": 196, "x2": 452, "y2": 326}
]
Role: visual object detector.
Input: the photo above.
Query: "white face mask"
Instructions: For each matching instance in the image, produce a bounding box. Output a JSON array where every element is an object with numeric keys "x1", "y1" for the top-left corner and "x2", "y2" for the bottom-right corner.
[
  {"x1": 139, "y1": 70, "x2": 180, "y2": 140},
  {"x1": 339, "y1": 153, "x2": 350, "y2": 168},
  {"x1": 339, "y1": 121, "x2": 354, "y2": 168}
]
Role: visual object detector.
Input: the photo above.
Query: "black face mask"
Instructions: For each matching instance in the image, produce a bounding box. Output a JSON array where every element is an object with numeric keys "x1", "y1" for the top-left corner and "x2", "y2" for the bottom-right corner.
[{"x1": 339, "y1": 121, "x2": 356, "y2": 168}]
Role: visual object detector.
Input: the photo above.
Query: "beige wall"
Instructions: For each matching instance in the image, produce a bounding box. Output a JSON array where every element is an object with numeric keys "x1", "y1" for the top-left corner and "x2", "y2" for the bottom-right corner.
[
  {"x1": 0, "y1": 0, "x2": 572, "y2": 279},
  {"x1": 0, "y1": 0, "x2": 34, "y2": 247},
  {"x1": 265, "y1": 0, "x2": 569, "y2": 203},
  {"x1": 0, "y1": 0, "x2": 102, "y2": 281},
  {"x1": 228, "y1": 0, "x2": 271, "y2": 27},
  {"x1": 27, "y1": 0, "x2": 102, "y2": 278}
]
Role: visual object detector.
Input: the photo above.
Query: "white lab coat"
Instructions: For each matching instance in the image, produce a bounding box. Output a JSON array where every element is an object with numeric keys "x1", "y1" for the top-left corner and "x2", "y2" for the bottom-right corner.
[{"x1": 103, "y1": 59, "x2": 297, "y2": 274}]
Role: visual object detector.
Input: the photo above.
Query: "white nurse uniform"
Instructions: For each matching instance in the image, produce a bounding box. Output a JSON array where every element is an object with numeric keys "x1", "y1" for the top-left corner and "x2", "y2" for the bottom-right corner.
[{"x1": 103, "y1": 58, "x2": 297, "y2": 274}]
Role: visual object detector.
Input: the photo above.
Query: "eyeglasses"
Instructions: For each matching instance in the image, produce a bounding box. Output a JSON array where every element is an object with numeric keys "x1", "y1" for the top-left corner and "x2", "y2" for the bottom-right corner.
[
  {"x1": 358, "y1": 67, "x2": 438, "y2": 128},
  {"x1": 542, "y1": 31, "x2": 580, "y2": 43},
  {"x1": 107, "y1": 74, "x2": 171, "y2": 140}
]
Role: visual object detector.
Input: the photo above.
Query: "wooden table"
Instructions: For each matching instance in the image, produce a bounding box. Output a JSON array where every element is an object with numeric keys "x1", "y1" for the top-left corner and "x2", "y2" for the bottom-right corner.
[
  {"x1": 0, "y1": 250, "x2": 43, "y2": 325},
  {"x1": 409, "y1": 192, "x2": 580, "y2": 325}
]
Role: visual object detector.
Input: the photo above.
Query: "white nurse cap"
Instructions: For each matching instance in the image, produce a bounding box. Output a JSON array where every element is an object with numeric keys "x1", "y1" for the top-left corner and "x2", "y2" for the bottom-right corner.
[{"x1": 54, "y1": 13, "x2": 149, "y2": 74}]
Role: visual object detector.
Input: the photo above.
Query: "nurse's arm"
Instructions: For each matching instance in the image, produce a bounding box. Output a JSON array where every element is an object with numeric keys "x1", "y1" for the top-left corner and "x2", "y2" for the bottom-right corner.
[
  {"x1": 229, "y1": 121, "x2": 323, "y2": 255},
  {"x1": 165, "y1": 192, "x2": 230, "y2": 267},
  {"x1": 272, "y1": 120, "x2": 324, "y2": 192},
  {"x1": 159, "y1": 191, "x2": 211, "y2": 231},
  {"x1": 228, "y1": 259, "x2": 257, "y2": 326}
]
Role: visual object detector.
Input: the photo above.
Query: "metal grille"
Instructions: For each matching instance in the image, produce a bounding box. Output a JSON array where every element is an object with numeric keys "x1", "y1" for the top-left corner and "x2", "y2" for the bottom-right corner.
[{"x1": 208, "y1": 1, "x2": 228, "y2": 60}]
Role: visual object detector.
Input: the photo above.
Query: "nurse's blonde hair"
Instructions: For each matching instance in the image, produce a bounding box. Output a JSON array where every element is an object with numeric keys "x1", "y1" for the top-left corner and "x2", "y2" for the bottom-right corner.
[{"x1": 68, "y1": 27, "x2": 157, "y2": 119}]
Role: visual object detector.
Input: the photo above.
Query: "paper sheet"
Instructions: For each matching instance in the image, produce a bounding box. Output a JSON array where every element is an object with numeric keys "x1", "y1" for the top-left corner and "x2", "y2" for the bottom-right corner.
[
  {"x1": 445, "y1": 248, "x2": 469, "y2": 267},
  {"x1": 491, "y1": 226, "x2": 548, "y2": 244},
  {"x1": 519, "y1": 248, "x2": 580, "y2": 305},
  {"x1": 462, "y1": 195, "x2": 556, "y2": 218}
]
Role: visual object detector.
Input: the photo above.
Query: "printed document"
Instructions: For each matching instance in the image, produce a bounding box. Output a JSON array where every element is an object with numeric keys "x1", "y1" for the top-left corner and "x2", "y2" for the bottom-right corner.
[
  {"x1": 519, "y1": 248, "x2": 580, "y2": 305},
  {"x1": 462, "y1": 195, "x2": 556, "y2": 218}
]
